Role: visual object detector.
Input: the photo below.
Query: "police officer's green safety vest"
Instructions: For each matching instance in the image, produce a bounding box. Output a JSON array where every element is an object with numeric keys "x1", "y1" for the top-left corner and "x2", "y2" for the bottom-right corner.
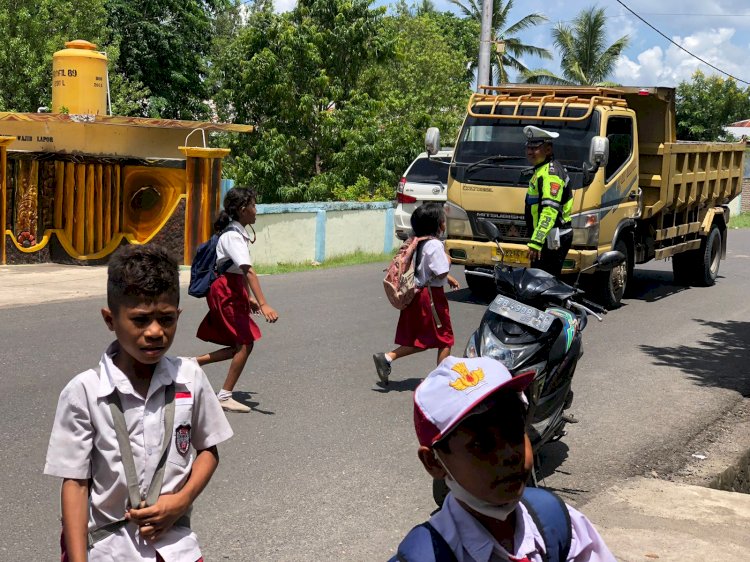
[{"x1": 525, "y1": 159, "x2": 573, "y2": 251}]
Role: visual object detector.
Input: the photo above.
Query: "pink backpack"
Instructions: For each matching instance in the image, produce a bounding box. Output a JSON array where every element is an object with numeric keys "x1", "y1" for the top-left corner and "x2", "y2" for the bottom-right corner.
[{"x1": 383, "y1": 236, "x2": 432, "y2": 310}]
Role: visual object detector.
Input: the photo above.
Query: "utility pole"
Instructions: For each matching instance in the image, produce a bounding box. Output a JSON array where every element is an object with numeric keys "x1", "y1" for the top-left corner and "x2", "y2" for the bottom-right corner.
[{"x1": 476, "y1": 0, "x2": 493, "y2": 92}]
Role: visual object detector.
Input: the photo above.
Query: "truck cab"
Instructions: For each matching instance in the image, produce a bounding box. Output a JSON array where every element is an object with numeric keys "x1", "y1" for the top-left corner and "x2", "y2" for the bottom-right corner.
[{"x1": 429, "y1": 86, "x2": 744, "y2": 307}]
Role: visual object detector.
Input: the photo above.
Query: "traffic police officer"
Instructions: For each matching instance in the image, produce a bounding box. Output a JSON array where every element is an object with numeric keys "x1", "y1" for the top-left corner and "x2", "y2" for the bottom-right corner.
[{"x1": 524, "y1": 125, "x2": 573, "y2": 277}]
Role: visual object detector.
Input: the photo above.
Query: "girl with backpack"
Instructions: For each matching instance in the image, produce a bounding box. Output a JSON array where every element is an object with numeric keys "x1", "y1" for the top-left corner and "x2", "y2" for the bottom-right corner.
[
  {"x1": 373, "y1": 202, "x2": 459, "y2": 386},
  {"x1": 195, "y1": 187, "x2": 279, "y2": 413}
]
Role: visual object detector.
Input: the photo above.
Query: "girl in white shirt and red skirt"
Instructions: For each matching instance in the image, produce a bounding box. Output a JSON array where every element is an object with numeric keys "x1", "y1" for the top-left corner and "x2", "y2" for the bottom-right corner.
[
  {"x1": 374, "y1": 202, "x2": 459, "y2": 385},
  {"x1": 196, "y1": 187, "x2": 279, "y2": 412}
]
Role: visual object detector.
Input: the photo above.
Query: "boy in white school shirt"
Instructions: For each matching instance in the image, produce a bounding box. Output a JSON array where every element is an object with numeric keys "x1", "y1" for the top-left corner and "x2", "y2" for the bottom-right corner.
[
  {"x1": 44, "y1": 244, "x2": 233, "y2": 562},
  {"x1": 390, "y1": 356, "x2": 616, "y2": 562}
]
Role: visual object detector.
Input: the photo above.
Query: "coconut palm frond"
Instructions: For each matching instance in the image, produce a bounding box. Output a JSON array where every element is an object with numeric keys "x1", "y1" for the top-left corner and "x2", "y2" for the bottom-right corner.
[
  {"x1": 503, "y1": 13, "x2": 548, "y2": 36},
  {"x1": 521, "y1": 68, "x2": 572, "y2": 85},
  {"x1": 447, "y1": 0, "x2": 476, "y2": 19}
]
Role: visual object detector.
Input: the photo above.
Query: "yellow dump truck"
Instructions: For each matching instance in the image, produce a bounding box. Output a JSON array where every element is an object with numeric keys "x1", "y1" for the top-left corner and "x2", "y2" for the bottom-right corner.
[{"x1": 427, "y1": 86, "x2": 746, "y2": 307}]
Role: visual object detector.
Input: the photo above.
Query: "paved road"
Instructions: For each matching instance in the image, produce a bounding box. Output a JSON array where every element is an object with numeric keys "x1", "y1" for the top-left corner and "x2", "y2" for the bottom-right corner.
[{"x1": 1, "y1": 230, "x2": 749, "y2": 560}]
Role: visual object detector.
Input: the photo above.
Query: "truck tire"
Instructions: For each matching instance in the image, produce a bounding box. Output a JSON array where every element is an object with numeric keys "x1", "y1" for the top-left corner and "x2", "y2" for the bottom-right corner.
[
  {"x1": 464, "y1": 266, "x2": 496, "y2": 300},
  {"x1": 695, "y1": 225, "x2": 722, "y2": 287},
  {"x1": 597, "y1": 239, "x2": 630, "y2": 309}
]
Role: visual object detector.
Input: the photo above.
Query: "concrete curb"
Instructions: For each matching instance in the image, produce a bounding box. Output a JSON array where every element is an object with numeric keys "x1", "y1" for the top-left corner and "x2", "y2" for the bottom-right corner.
[
  {"x1": 584, "y1": 477, "x2": 750, "y2": 560},
  {"x1": 0, "y1": 265, "x2": 190, "y2": 309}
]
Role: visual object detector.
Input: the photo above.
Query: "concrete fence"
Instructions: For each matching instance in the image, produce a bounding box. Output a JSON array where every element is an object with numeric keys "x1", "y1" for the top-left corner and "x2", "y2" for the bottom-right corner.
[{"x1": 250, "y1": 201, "x2": 400, "y2": 266}]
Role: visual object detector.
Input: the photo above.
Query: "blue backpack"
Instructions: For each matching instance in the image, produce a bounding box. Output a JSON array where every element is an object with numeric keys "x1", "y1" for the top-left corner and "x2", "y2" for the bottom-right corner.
[
  {"x1": 390, "y1": 487, "x2": 572, "y2": 562},
  {"x1": 188, "y1": 230, "x2": 234, "y2": 298}
]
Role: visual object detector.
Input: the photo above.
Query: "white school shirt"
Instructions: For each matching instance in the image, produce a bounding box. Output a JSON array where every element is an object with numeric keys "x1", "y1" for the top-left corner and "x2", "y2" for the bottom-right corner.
[
  {"x1": 44, "y1": 342, "x2": 234, "y2": 562},
  {"x1": 217, "y1": 220, "x2": 253, "y2": 274},
  {"x1": 416, "y1": 238, "x2": 451, "y2": 288},
  {"x1": 429, "y1": 493, "x2": 617, "y2": 562}
]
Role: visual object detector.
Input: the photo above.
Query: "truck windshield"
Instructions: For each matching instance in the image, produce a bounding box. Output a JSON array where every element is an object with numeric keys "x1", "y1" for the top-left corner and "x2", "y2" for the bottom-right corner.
[{"x1": 453, "y1": 105, "x2": 600, "y2": 187}]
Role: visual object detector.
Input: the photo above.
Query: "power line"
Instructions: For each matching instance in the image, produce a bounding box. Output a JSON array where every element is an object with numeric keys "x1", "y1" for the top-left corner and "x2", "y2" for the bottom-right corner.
[
  {"x1": 613, "y1": 0, "x2": 750, "y2": 85},
  {"x1": 637, "y1": 13, "x2": 750, "y2": 17}
]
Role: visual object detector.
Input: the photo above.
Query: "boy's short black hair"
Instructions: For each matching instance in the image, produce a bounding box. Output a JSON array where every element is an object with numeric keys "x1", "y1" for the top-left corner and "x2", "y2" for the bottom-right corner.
[
  {"x1": 224, "y1": 186, "x2": 257, "y2": 221},
  {"x1": 411, "y1": 202, "x2": 445, "y2": 237},
  {"x1": 432, "y1": 391, "x2": 528, "y2": 454},
  {"x1": 107, "y1": 244, "x2": 180, "y2": 311}
]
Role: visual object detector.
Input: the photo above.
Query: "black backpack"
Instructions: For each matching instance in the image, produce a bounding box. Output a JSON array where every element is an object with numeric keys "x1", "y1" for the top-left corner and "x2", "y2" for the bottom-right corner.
[
  {"x1": 390, "y1": 487, "x2": 572, "y2": 562},
  {"x1": 188, "y1": 230, "x2": 234, "y2": 298}
]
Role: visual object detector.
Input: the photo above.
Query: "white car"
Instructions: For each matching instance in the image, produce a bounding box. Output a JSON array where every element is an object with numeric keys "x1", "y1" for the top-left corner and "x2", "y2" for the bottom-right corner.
[{"x1": 394, "y1": 149, "x2": 453, "y2": 240}]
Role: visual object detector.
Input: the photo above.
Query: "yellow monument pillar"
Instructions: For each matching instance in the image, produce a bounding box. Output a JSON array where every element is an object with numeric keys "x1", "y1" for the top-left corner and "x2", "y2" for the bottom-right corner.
[
  {"x1": 0, "y1": 137, "x2": 15, "y2": 265},
  {"x1": 180, "y1": 147, "x2": 231, "y2": 265}
]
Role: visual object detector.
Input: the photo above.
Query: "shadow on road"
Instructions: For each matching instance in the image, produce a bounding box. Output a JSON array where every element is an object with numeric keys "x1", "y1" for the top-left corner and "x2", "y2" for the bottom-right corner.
[
  {"x1": 445, "y1": 287, "x2": 492, "y2": 307},
  {"x1": 640, "y1": 319, "x2": 750, "y2": 396},
  {"x1": 233, "y1": 391, "x2": 276, "y2": 415},
  {"x1": 626, "y1": 268, "x2": 693, "y2": 303},
  {"x1": 372, "y1": 378, "x2": 422, "y2": 393},
  {"x1": 534, "y1": 440, "x2": 591, "y2": 497}
]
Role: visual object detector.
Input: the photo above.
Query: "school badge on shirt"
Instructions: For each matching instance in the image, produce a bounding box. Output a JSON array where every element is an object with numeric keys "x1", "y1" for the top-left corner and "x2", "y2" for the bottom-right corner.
[{"x1": 175, "y1": 424, "x2": 191, "y2": 455}]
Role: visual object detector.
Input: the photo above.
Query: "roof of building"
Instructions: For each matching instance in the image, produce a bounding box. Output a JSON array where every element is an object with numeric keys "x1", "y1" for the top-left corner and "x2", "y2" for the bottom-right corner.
[{"x1": 0, "y1": 112, "x2": 253, "y2": 133}]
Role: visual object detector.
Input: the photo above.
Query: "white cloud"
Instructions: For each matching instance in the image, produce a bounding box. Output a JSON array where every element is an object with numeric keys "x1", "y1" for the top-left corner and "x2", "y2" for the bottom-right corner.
[
  {"x1": 274, "y1": 0, "x2": 297, "y2": 13},
  {"x1": 614, "y1": 27, "x2": 750, "y2": 86}
]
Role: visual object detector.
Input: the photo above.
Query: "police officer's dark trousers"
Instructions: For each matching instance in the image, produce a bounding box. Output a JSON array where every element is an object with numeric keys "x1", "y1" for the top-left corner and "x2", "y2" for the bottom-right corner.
[{"x1": 531, "y1": 230, "x2": 573, "y2": 278}]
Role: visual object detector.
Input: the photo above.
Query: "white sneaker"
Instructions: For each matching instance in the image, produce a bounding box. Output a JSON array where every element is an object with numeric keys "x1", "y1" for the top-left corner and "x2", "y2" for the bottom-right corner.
[{"x1": 220, "y1": 397, "x2": 251, "y2": 413}]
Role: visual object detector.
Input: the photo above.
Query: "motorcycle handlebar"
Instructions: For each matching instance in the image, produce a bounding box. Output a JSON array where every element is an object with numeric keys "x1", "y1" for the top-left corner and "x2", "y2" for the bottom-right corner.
[{"x1": 567, "y1": 300, "x2": 604, "y2": 322}]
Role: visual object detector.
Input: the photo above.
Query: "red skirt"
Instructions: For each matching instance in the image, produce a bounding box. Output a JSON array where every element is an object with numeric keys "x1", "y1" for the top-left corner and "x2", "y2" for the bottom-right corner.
[
  {"x1": 197, "y1": 273, "x2": 261, "y2": 346},
  {"x1": 395, "y1": 286, "x2": 454, "y2": 349}
]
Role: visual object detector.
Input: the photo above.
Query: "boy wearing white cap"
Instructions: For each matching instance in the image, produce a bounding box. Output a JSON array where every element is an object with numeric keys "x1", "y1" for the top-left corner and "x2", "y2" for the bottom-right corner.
[
  {"x1": 523, "y1": 125, "x2": 573, "y2": 277},
  {"x1": 390, "y1": 356, "x2": 615, "y2": 561}
]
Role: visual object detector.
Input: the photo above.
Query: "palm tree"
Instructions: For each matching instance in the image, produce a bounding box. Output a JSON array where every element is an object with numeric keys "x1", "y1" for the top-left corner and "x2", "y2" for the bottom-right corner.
[
  {"x1": 523, "y1": 6, "x2": 629, "y2": 86},
  {"x1": 448, "y1": 0, "x2": 551, "y2": 84}
]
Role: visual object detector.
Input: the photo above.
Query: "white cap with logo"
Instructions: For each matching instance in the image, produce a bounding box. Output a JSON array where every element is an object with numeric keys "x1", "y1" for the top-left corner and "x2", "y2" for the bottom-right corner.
[{"x1": 413, "y1": 356, "x2": 534, "y2": 447}]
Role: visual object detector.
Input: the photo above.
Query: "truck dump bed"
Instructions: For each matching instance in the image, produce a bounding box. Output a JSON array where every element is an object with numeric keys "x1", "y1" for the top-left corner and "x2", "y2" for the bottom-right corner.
[{"x1": 621, "y1": 87, "x2": 745, "y2": 219}]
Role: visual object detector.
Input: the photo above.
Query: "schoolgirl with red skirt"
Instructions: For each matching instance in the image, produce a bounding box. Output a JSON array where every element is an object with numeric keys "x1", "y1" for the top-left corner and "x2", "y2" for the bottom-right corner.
[
  {"x1": 373, "y1": 202, "x2": 459, "y2": 386},
  {"x1": 196, "y1": 187, "x2": 279, "y2": 412}
]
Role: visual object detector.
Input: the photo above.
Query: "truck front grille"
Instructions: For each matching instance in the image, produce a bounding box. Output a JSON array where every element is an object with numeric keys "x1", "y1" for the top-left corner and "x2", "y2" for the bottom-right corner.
[{"x1": 468, "y1": 212, "x2": 529, "y2": 242}]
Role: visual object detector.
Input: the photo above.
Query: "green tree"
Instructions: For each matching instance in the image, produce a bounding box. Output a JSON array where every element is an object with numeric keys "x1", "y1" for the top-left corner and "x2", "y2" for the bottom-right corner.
[
  {"x1": 106, "y1": 0, "x2": 232, "y2": 119},
  {"x1": 676, "y1": 71, "x2": 750, "y2": 141},
  {"x1": 332, "y1": 12, "x2": 472, "y2": 199},
  {"x1": 524, "y1": 6, "x2": 629, "y2": 85},
  {"x1": 447, "y1": 0, "x2": 551, "y2": 84},
  {"x1": 213, "y1": 0, "x2": 387, "y2": 202},
  {"x1": 0, "y1": 0, "x2": 108, "y2": 112}
]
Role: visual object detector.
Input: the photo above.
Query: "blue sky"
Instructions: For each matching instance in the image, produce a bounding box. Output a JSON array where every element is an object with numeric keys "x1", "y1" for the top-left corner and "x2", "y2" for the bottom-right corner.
[{"x1": 273, "y1": 0, "x2": 750, "y2": 87}]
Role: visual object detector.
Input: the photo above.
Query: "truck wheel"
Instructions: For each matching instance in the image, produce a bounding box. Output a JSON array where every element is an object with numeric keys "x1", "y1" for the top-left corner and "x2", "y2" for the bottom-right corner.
[
  {"x1": 464, "y1": 267, "x2": 496, "y2": 300},
  {"x1": 695, "y1": 226, "x2": 722, "y2": 287},
  {"x1": 598, "y1": 239, "x2": 630, "y2": 309}
]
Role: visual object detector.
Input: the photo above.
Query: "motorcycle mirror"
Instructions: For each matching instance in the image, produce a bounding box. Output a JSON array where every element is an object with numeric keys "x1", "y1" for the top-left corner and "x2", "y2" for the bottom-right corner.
[
  {"x1": 594, "y1": 250, "x2": 626, "y2": 272},
  {"x1": 478, "y1": 219, "x2": 502, "y2": 242},
  {"x1": 573, "y1": 250, "x2": 626, "y2": 287}
]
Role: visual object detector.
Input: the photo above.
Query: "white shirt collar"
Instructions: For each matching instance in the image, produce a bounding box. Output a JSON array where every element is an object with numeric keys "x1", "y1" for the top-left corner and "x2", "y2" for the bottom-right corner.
[
  {"x1": 96, "y1": 341, "x2": 184, "y2": 399},
  {"x1": 431, "y1": 493, "x2": 546, "y2": 561},
  {"x1": 229, "y1": 220, "x2": 251, "y2": 240}
]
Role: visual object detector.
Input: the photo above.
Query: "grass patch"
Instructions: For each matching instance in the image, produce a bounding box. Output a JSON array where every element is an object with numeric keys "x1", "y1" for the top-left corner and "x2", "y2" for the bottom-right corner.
[
  {"x1": 253, "y1": 250, "x2": 395, "y2": 275},
  {"x1": 729, "y1": 212, "x2": 750, "y2": 229}
]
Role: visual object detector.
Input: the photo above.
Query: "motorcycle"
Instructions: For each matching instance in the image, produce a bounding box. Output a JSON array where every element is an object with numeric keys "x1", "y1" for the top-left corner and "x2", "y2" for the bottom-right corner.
[
  {"x1": 432, "y1": 220, "x2": 624, "y2": 505},
  {"x1": 468, "y1": 220, "x2": 624, "y2": 448}
]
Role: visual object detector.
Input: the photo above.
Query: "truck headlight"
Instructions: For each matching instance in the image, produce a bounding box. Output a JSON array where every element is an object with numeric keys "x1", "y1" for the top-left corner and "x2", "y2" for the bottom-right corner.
[
  {"x1": 572, "y1": 213, "x2": 599, "y2": 247},
  {"x1": 445, "y1": 201, "x2": 472, "y2": 237}
]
